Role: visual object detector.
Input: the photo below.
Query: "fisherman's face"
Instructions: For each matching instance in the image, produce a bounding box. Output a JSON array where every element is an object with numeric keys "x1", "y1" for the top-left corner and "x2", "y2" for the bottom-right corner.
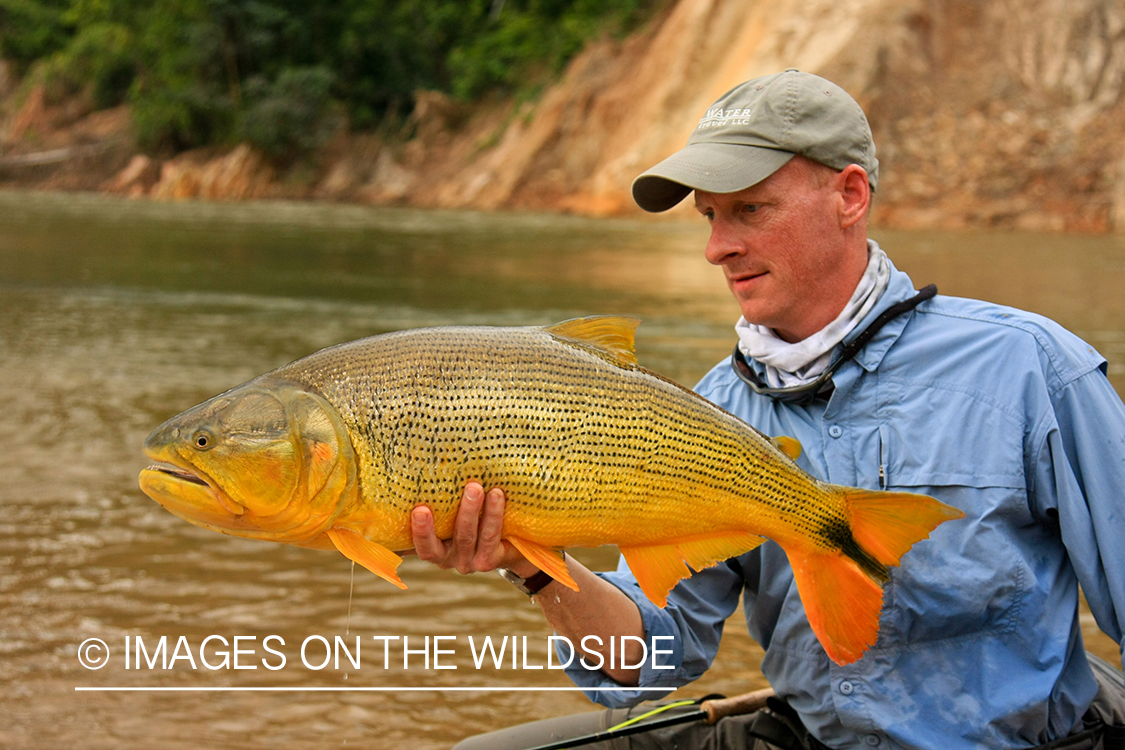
[{"x1": 695, "y1": 156, "x2": 866, "y2": 343}]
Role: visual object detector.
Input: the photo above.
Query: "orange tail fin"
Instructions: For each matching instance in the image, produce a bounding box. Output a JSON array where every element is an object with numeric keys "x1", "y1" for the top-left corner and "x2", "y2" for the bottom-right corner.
[{"x1": 788, "y1": 488, "x2": 964, "y2": 665}]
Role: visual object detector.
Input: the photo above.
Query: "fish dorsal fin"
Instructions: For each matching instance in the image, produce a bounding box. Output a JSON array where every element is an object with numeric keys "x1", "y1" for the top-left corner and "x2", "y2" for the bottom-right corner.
[
  {"x1": 544, "y1": 316, "x2": 640, "y2": 368},
  {"x1": 773, "y1": 436, "x2": 803, "y2": 461}
]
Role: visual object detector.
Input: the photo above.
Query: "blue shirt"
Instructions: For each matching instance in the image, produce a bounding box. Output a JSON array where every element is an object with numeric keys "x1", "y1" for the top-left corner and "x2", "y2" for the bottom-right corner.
[{"x1": 563, "y1": 261, "x2": 1125, "y2": 749}]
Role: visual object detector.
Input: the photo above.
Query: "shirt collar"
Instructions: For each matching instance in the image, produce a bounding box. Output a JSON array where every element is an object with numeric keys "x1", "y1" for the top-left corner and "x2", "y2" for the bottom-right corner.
[
  {"x1": 845, "y1": 259, "x2": 920, "y2": 373},
  {"x1": 737, "y1": 256, "x2": 924, "y2": 383}
]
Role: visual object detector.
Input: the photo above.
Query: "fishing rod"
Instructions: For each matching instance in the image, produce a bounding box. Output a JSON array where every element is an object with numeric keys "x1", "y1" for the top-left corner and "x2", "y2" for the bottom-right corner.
[{"x1": 523, "y1": 688, "x2": 776, "y2": 750}]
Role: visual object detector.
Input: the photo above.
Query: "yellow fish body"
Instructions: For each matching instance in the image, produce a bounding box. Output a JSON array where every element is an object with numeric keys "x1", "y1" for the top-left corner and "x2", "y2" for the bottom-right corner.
[{"x1": 139, "y1": 316, "x2": 963, "y2": 665}]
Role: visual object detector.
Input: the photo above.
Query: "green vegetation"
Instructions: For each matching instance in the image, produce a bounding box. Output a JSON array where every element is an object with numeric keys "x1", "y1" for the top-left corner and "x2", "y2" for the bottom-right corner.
[{"x1": 0, "y1": 0, "x2": 663, "y2": 158}]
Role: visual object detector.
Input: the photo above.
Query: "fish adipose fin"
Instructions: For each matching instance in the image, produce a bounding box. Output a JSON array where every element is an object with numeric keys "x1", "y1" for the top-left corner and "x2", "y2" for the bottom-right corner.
[
  {"x1": 327, "y1": 528, "x2": 408, "y2": 589},
  {"x1": 789, "y1": 488, "x2": 966, "y2": 665},
  {"x1": 621, "y1": 531, "x2": 765, "y2": 608},
  {"x1": 544, "y1": 316, "x2": 640, "y2": 368},
  {"x1": 772, "y1": 436, "x2": 803, "y2": 460},
  {"x1": 507, "y1": 536, "x2": 578, "y2": 592}
]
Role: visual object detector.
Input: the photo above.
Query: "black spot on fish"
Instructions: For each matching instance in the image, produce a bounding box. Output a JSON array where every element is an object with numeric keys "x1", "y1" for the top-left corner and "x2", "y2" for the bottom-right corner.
[{"x1": 820, "y1": 516, "x2": 889, "y2": 584}]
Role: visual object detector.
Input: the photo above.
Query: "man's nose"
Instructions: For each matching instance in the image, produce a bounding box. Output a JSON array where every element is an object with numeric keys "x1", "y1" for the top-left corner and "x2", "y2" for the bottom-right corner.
[{"x1": 704, "y1": 220, "x2": 745, "y2": 266}]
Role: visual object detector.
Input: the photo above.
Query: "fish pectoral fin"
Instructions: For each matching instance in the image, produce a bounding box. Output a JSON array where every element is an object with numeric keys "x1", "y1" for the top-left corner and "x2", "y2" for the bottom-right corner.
[
  {"x1": 620, "y1": 532, "x2": 764, "y2": 608},
  {"x1": 772, "y1": 436, "x2": 803, "y2": 461},
  {"x1": 327, "y1": 528, "x2": 408, "y2": 590},
  {"x1": 506, "y1": 537, "x2": 578, "y2": 592}
]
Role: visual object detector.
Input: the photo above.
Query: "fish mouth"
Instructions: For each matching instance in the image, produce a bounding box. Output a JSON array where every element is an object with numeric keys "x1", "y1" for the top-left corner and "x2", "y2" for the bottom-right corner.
[
  {"x1": 139, "y1": 459, "x2": 247, "y2": 519},
  {"x1": 145, "y1": 463, "x2": 210, "y2": 487}
]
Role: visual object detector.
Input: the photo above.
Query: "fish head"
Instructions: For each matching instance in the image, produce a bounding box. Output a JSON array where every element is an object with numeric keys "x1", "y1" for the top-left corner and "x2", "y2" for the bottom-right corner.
[{"x1": 139, "y1": 380, "x2": 355, "y2": 544}]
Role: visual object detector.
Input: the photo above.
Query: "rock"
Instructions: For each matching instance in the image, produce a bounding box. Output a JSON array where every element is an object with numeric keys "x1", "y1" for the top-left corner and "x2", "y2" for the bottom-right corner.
[
  {"x1": 410, "y1": 90, "x2": 462, "y2": 143},
  {"x1": 150, "y1": 144, "x2": 273, "y2": 201},
  {"x1": 151, "y1": 158, "x2": 202, "y2": 200},
  {"x1": 103, "y1": 154, "x2": 160, "y2": 196},
  {"x1": 360, "y1": 151, "x2": 415, "y2": 202},
  {"x1": 6, "y1": 85, "x2": 46, "y2": 145},
  {"x1": 196, "y1": 144, "x2": 270, "y2": 199},
  {"x1": 315, "y1": 158, "x2": 360, "y2": 199}
]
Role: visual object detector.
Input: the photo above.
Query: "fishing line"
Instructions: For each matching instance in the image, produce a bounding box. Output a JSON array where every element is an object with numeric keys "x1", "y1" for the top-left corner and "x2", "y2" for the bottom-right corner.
[
  {"x1": 345, "y1": 560, "x2": 355, "y2": 681},
  {"x1": 347, "y1": 560, "x2": 355, "y2": 635},
  {"x1": 605, "y1": 699, "x2": 697, "y2": 731}
]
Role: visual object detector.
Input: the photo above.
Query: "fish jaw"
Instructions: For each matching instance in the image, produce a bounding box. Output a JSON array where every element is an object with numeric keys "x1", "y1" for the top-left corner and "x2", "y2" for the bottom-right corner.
[{"x1": 139, "y1": 460, "x2": 250, "y2": 532}]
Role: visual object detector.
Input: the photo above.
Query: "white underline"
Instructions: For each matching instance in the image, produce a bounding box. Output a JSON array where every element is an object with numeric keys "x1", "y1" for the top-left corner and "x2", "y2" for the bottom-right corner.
[{"x1": 74, "y1": 686, "x2": 674, "y2": 692}]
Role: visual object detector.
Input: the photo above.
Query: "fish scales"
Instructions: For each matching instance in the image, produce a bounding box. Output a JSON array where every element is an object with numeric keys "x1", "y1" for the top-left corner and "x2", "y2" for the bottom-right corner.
[
  {"x1": 139, "y1": 315, "x2": 964, "y2": 665},
  {"x1": 272, "y1": 325, "x2": 823, "y2": 551}
]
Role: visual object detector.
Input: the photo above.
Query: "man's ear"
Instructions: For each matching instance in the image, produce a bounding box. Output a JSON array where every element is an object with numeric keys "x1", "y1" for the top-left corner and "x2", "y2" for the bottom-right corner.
[{"x1": 837, "y1": 164, "x2": 870, "y2": 229}]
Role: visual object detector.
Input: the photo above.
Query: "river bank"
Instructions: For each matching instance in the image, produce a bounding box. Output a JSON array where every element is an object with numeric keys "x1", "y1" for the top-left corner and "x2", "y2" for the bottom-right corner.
[{"x1": 2, "y1": 0, "x2": 1125, "y2": 232}]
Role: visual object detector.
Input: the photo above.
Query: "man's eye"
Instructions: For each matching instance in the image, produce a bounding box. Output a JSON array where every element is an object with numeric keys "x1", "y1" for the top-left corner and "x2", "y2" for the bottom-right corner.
[
  {"x1": 702, "y1": 210, "x2": 714, "y2": 221},
  {"x1": 742, "y1": 204, "x2": 759, "y2": 213}
]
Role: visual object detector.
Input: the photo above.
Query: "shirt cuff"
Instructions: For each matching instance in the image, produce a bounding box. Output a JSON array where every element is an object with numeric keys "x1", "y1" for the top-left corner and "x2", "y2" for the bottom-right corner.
[{"x1": 556, "y1": 569, "x2": 684, "y2": 708}]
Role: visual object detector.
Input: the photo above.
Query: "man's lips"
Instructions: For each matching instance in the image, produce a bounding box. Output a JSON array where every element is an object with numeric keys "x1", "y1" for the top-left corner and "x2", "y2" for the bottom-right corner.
[{"x1": 728, "y1": 270, "x2": 768, "y2": 289}]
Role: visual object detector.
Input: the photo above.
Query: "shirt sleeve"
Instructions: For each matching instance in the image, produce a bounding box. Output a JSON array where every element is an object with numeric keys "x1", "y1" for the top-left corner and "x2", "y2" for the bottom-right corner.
[
  {"x1": 1031, "y1": 365, "x2": 1125, "y2": 667},
  {"x1": 559, "y1": 553, "x2": 747, "y2": 707}
]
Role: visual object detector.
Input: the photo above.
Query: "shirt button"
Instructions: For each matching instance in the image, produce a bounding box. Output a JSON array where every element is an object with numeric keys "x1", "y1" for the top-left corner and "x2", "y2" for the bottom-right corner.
[
  {"x1": 839, "y1": 680, "x2": 854, "y2": 695},
  {"x1": 864, "y1": 734, "x2": 882, "y2": 746},
  {"x1": 828, "y1": 425, "x2": 843, "y2": 438}
]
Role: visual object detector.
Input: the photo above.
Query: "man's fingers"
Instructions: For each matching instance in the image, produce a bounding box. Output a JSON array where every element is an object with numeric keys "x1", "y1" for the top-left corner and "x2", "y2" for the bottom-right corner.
[
  {"x1": 409, "y1": 505, "x2": 448, "y2": 564},
  {"x1": 408, "y1": 483, "x2": 513, "y2": 574},
  {"x1": 453, "y1": 483, "x2": 485, "y2": 574},
  {"x1": 472, "y1": 488, "x2": 507, "y2": 570}
]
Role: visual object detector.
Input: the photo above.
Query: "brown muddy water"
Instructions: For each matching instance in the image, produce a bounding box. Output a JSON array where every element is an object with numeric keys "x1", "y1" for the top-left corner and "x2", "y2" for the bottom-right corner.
[{"x1": 0, "y1": 190, "x2": 1121, "y2": 749}]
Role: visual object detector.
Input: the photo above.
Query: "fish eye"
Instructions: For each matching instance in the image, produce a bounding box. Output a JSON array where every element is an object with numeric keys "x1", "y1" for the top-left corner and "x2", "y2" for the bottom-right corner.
[{"x1": 192, "y1": 431, "x2": 215, "y2": 451}]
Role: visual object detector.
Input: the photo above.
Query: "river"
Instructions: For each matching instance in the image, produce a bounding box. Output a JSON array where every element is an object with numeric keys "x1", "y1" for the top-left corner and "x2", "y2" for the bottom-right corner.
[{"x1": 0, "y1": 190, "x2": 1120, "y2": 749}]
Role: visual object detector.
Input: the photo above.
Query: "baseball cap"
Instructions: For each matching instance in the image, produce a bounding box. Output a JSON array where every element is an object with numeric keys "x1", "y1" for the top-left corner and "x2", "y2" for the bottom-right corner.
[{"x1": 631, "y1": 69, "x2": 878, "y2": 212}]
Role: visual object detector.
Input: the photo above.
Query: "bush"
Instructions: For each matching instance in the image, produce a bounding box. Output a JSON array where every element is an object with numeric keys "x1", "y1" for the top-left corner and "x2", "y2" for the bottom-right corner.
[
  {"x1": 240, "y1": 66, "x2": 337, "y2": 160},
  {"x1": 0, "y1": 0, "x2": 73, "y2": 72},
  {"x1": 3, "y1": 0, "x2": 669, "y2": 154},
  {"x1": 40, "y1": 21, "x2": 134, "y2": 106},
  {"x1": 128, "y1": 4, "x2": 234, "y2": 152},
  {"x1": 448, "y1": 0, "x2": 658, "y2": 99}
]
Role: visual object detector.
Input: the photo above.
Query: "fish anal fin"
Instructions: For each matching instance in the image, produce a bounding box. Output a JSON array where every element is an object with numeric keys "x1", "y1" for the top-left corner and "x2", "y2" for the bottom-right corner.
[
  {"x1": 544, "y1": 316, "x2": 640, "y2": 368},
  {"x1": 507, "y1": 536, "x2": 578, "y2": 592},
  {"x1": 621, "y1": 531, "x2": 764, "y2": 608},
  {"x1": 844, "y1": 488, "x2": 965, "y2": 567},
  {"x1": 327, "y1": 527, "x2": 407, "y2": 590},
  {"x1": 773, "y1": 436, "x2": 803, "y2": 461},
  {"x1": 788, "y1": 545, "x2": 884, "y2": 665}
]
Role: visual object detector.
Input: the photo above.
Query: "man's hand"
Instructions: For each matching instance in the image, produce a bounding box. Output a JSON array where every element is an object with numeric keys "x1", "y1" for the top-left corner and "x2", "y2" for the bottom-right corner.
[
  {"x1": 409, "y1": 482, "x2": 646, "y2": 686},
  {"x1": 409, "y1": 482, "x2": 534, "y2": 576}
]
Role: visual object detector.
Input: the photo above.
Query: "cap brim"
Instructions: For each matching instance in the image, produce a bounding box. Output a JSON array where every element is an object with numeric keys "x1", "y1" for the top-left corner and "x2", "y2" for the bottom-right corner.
[{"x1": 631, "y1": 144, "x2": 795, "y2": 212}]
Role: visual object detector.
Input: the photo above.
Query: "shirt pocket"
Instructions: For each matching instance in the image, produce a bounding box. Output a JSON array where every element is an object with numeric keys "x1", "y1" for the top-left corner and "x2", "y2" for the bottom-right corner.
[
  {"x1": 877, "y1": 380, "x2": 1027, "y2": 492},
  {"x1": 873, "y1": 381, "x2": 1030, "y2": 644}
]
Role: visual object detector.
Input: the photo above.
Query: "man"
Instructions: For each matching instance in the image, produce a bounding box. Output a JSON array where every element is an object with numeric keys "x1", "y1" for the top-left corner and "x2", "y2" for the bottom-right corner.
[{"x1": 413, "y1": 70, "x2": 1125, "y2": 748}]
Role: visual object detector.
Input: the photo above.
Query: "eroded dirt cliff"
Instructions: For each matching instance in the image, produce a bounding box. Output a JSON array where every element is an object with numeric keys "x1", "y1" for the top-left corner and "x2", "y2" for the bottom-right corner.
[{"x1": 2, "y1": 0, "x2": 1124, "y2": 232}]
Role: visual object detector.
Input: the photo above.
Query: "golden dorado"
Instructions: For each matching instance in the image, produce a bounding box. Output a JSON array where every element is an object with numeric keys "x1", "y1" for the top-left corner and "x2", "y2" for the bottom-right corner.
[{"x1": 139, "y1": 316, "x2": 963, "y2": 665}]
